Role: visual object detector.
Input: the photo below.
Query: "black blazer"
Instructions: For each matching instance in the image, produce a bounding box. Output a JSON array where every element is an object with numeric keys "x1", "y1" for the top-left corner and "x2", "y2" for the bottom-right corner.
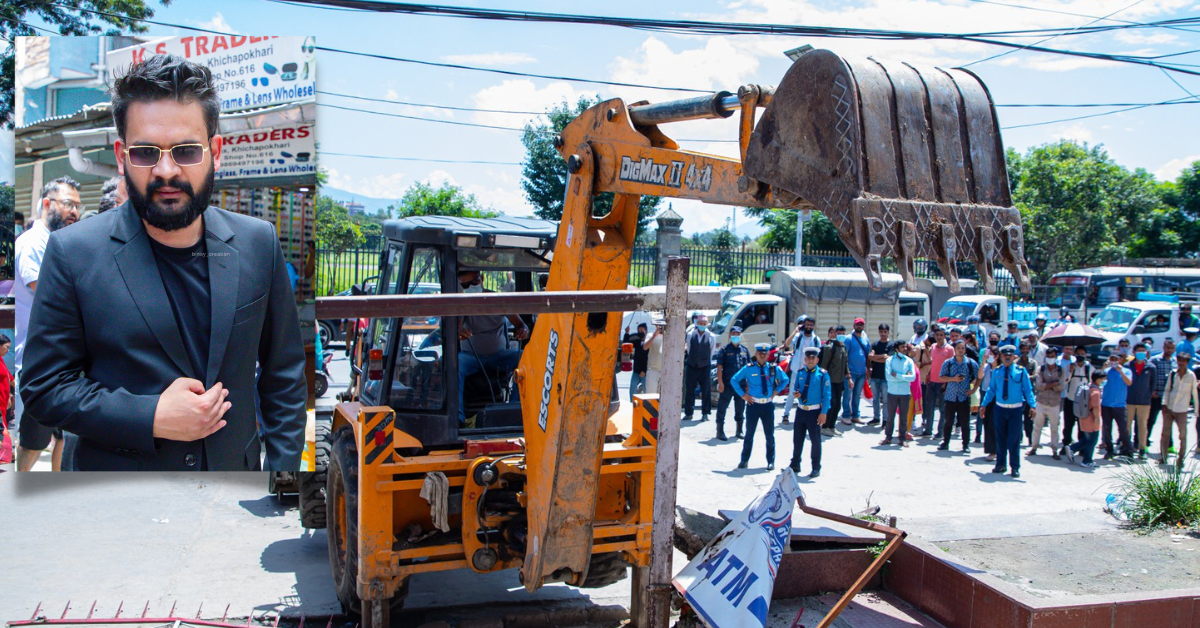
[{"x1": 21, "y1": 202, "x2": 307, "y2": 471}]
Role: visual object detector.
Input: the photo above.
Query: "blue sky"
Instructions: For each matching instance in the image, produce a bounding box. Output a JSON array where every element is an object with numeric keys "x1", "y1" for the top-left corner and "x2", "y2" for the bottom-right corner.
[{"x1": 8, "y1": 0, "x2": 1200, "y2": 239}]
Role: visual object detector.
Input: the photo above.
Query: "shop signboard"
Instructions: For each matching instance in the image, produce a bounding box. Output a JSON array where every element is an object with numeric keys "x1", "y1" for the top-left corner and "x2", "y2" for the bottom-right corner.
[
  {"x1": 108, "y1": 35, "x2": 316, "y2": 113},
  {"x1": 216, "y1": 122, "x2": 315, "y2": 181}
]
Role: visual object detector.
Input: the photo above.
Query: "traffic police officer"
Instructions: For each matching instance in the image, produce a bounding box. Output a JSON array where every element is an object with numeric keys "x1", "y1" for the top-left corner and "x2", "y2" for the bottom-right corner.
[
  {"x1": 715, "y1": 325, "x2": 752, "y2": 441},
  {"x1": 790, "y1": 346, "x2": 831, "y2": 478},
  {"x1": 731, "y1": 343, "x2": 789, "y2": 470},
  {"x1": 982, "y1": 344, "x2": 1037, "y2": 478}
]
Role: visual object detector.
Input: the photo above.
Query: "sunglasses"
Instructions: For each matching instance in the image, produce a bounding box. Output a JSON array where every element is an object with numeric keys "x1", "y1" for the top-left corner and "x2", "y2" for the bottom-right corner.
[
  {"x1": 123, "y1": 143, "x2": 209, "y2": 168},
  {"x1": 459, "y1": 277, "x2": 482, "y2": 286}
]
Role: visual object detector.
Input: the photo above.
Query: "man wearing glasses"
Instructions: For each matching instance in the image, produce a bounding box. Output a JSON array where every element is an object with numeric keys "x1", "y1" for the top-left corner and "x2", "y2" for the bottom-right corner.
[
  {"x1": 20, "y1": 54, "x2": 306, "y2": 471},
  {"x1": 13, "y1": 176, "x2": 81, "y2": 471}
]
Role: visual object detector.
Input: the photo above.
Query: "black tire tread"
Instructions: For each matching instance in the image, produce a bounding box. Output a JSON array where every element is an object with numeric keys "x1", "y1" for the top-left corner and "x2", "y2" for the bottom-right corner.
[
  {"x1": 298, "y1": 418, "x2": 332, "y2": 529},
  {"x1": 579, "y1": 552, "x2": 631, "y2": 588}
]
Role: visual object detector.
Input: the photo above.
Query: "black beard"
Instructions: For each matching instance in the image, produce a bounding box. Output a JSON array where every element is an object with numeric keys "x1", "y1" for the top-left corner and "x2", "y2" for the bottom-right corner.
[
  {"x1": 126, "y1": 166, "x2": 213, "y2": 232},
  {"x1": 47, "y1": 210, "x2": 71, "y2": 232}
]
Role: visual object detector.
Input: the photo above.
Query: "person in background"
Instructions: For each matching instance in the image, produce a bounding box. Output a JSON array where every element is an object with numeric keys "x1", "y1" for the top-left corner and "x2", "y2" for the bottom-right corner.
[
  {"x1": 913, "y1": 334, "x2": 933, "y2": 432},
  {"x1": 1028, "y1": 346, "x2": 1064, "y2": 459},
  {"x1": 1061, "y1": 345, "x2": 1092, "y2": 456},
  {"x1": 982, "y1": 345, "x2": 1037, "y2": 478},
  {"x1": 1160, "y1": 352, "x2": 1197, "y2": 464},
  {"x1": 979, "y1": 351, "x2": 1001, "y2": 463},
  {"x1": 820, "y1": 325, "x2": 850, "y2": 436},
  {"x1": 867, "y1": 323, "x2": 892, "y2": 427},
  {"x1": 715, "y1": 325, "x2": 751, "y2": 441},
  {"x1": 1148, "y1": 338, "x2": 1176, "y2": 454},
  {"x1": 1018, "y1": 340, "x2": 1039, "y2": 444},
  {"x1": 623, "y1": 323, "x2": 649, "y2": 402},
  {"x1": 1178, "y1": 328, "x2": 1198, "y2": 361},
  {"x1": 642, "y1": 320, "x2": 665, "y2": 394},
  {"x1": 0, "y1": 336, "x2": 11, "y2": 449},
  {"x1": 732, "y1": 343, "x2": 789, "y2": 471},
  {"x1": 683, "y1": 314, "x2": 717, "y2": 422},
  {"x1": 782, "y1": 315, "x2": 820, "y2": 423},
  {"x1": 963, "y1": 329, "x2": 981, "y2": 362},
  {"x1": 1000, "y1": 321, "x2": 1020, "y2": 348},
  {"x1": 843, "y1": 317, "x2": 871, "y2": 424},
  {"x1": 1054, "y1": 306, "x2": 1076, "y2": 327},
  {"x1": 788, "y1": 346, "x2": 831, "y2": 478},
  {"x1": 1033, "y1": 313, "x2": 1049, "y2": 339},
  {"x1": 1100, "y1": 353, "x2": 1135, "y2": 461},
  {"x1": 910, "y1": 318, "x2": 929, "y2": 349},
  {"x1": 882, "y1": 340, "x2": 916, "y2": 447},
  {"x1": 1064, "y1": 370, "x2": 1105, "y2": 468},
  {"x1": 905, "y1": 342, "x2": 924, "y2": 442},
  {"x1": 925, "y1": 327, "x2": 954, "y2": 438},
  {"x1": 1125, "y1": 342, "x2": 1157, "y2": 460},
  {"x1": 14, "y1": 212, "x2": 24, "y2": 237},
  {"x1": 939, "y1": 339, "x2": 979, "y2": 453},
  {"x1": 1115, "y1": 338, "x2": 1132, "y2": 362},
  {"x1": 1178, "y1": 304, "x2": 1200, "y2": 332}
]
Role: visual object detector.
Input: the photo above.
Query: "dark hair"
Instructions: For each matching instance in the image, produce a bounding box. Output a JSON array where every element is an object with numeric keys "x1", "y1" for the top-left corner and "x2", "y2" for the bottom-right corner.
[
  {"x1": 101, "y1": 176, "x2": 122, "y2": 196},
  {"x1": 637, "y1": 322, "x2": 647, "y2": 330},
  {"x1": 0, "y1": 334, "x2": 10, "y2": 346},
  {"x1": 14, "y1": 212, "x2": 23, "y2": 222},
  {"x1": 834, "y1": 324, "x2": 846, "y2": 332},
  {"x1": 1091, "y1": 371, "x2": 1106, "y2": 383},
  {"x1": 878, "y1": 323, "x2": 890, "y2": 331},
  {"x1": 41, "y1": 176, "x2": 79, "y2": 201},
  {"x1": 97, "y1": 191, "x2": 119, "y2": 213},
  {"x1": 110, "y1": 54, "x2": 220, "y2": 140}
]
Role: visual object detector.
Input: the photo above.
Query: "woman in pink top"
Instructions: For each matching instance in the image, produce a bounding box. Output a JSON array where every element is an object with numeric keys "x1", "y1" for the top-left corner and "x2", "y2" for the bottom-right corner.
[{"x1": 906, "y1": 344, "x2": 924, "y2": 441}]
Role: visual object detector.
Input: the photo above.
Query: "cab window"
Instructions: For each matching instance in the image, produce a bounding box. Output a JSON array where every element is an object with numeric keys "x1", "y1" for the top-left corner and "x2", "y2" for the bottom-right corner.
[
  {"x1": 389, "y1": 247, "x2": 445, "y2": 411},
  {"x1": 1140, "y1": 310, "x2": 1172, "y2": 334},
  {"x1": 361, "y1": 245, "x2": 404, "y2": 403},
  {"x1": 900, "y1": 300, "x2": 924, "y2": 317}
]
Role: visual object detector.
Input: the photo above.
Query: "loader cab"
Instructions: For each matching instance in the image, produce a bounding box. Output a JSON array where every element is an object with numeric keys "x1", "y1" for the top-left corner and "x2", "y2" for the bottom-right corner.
[{"x1": 356, "y1": 216, "x2": 557, "y2": 449}]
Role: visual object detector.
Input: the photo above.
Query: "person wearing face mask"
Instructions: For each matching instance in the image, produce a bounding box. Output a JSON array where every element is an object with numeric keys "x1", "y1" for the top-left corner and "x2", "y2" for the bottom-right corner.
[
  {"x1": 820, "y1": 325, "x2": 850, "y2": 434},
  {"x1": 1064, "y1": 370, "x2": 1105, "y2": 468},
  {"x1": 1160, "y1": 352, "x2": 1198, "y2": 465},
  {"x1": 1062, "y1": 346, "x2": 1092, "y2": 456},
  {"x1": 683, "y1": 314, "x2": 718, "y2": 422},
  {"x1": 783, "y1": 315, "x2": 820, "y2": 422},
  {"x1": 1100, "y1": 353, "x2": 1134, "y2": 460},
  {"x1": 456, "y1": 270, "x2": 529, "y2": 426},
  {"x1": 731, "y1": 343, "x2": 789, "y2": 470},
  {"x1": 1125, "y1": 343, "x2": 1157, "y2": 460},
  {"x1": 715, "y1": 326, "x2": 751, "y2": 441}
]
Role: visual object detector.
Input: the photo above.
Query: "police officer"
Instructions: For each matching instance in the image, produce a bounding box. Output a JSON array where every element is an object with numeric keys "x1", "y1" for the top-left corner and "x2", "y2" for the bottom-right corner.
[
  {"x1": 715, "y1": 326, "x2": 752, "y2": 441},
  {"x1": 790, "y1": 346, "x2": 832, "y2": 478},
  {"x1": 731, "y1": 343, "x2": 789, "y2": 470},
  {"x1": 783, "y1": 314, "x2": 821, "y2": 423},
  {"x1": 982, "y1": 344, "x2": 1037, "y2": 478}
]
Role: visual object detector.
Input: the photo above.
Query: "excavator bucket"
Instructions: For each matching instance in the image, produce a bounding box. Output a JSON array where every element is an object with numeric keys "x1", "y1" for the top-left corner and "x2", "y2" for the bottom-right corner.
[{"x1": 745, "y1": 49, "x2": 1031, "y2": 294}]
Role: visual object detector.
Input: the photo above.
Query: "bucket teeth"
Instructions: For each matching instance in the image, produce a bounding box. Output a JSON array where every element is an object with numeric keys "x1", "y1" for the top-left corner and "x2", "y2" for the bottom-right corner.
[{"x1": 744, "y1": 49, "x2": 1030, "y2": 293}]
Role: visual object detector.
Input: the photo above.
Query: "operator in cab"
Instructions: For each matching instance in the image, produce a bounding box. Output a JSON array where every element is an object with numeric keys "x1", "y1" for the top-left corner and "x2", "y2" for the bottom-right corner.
[{"x1": 457, "y1": 270, "x2": 529, "y2": 425}]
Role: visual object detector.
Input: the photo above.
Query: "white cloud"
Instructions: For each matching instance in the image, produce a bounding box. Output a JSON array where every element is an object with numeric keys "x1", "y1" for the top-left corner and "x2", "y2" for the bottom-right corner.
[
  {"x1": 423, "y1": 169, "x2": 456, "y2": 188},
  {"x1": 470, "y1": 79, "x2": 584, "y2": 127},
  {"x1": 1049, "y1": 123, "x2": 1095, "y2": 144},
  {"x1": 377, "y1": 88, "x2": 454, "y2": 119},
  {"x1": 1155, "y1": 154, "x2": 1200, "y2": 182},
  {"x1": 442, "y1": 52, "x2": 537, "y2": 66},
  {"x1": 197, "y1": 12, "x2": 236, "y2": 34},
  {"x1": 324, "y1": 166, "x2": 410, "y2": 200},
  {"x1": 607, "y1": 37, "x2": 760, "y2": 100}
]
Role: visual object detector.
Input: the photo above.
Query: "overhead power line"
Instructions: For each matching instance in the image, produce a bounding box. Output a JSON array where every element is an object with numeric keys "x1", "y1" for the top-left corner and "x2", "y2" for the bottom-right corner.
[
  {"x1": 961, "y1": 0, "x2": 1200, "y2": 35},
  {"x1": 321, "y1": 151, "x2": 521, "y2": 165},
  {"x1": 317, "y1": 90, "x2": 544, "y2": 115},
  {"x1": 1001, "y1": 95, "x2": 1200, "y2": 129}
]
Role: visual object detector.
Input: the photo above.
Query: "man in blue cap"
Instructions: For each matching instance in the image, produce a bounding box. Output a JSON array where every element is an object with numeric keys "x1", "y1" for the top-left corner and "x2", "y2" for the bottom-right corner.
[
  {"x1": 731, "y1": 342, "x2": 789, "y2": 470},
  {"x1": 982, "y1": 344, "x2": 1037, "y2": 478},
  {"x1": 789, "y1": 345, "x2": 831, "y2": 478},
  {"x1": 715, "y1": 325, "x2": 751, "y2": 441},
  {"x1": 1179, "y1": 327, "x2": 1198, "y2": 361}
]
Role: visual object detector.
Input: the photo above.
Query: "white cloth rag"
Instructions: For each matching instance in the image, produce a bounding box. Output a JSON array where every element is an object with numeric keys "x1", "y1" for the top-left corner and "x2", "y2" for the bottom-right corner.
[{"x1": 419, "y1": 471, "x2": 451, "y2": 533}]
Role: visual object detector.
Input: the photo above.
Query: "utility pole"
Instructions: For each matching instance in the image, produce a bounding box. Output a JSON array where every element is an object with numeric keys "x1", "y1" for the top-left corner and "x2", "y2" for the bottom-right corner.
[{"x1": 794, "y1": 209, "x2": 809, "y2": 266}]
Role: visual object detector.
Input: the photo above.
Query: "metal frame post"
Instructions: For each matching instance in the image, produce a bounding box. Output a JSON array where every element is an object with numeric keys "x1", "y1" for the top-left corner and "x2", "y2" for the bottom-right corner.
[{"x1": 641, "y1": 256, "x2": 690, "y2": 628}]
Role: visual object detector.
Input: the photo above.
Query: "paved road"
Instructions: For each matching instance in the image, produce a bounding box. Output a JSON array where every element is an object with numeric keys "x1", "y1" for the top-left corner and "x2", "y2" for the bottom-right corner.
[{"x1": 5, "y1": 344, "x2": 1150, "y2": 622}]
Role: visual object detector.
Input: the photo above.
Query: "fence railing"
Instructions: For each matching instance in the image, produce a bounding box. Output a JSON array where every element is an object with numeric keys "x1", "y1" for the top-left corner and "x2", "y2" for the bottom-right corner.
[{"x1": 317, "y1": 241, "x2": 1020, "y2": 299}]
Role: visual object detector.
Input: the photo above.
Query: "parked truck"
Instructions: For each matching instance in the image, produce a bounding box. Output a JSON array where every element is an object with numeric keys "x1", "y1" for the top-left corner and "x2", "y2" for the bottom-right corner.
[{"x1": 709, "y1": 267, "x2": 919, "y2": 349}]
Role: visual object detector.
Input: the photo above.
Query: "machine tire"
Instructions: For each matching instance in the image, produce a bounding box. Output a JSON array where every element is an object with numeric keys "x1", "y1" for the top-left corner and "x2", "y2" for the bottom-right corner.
[
  {"x1": 298, "y1": 419, "x2": 332, "y2": 529},
  {"x1": 327, "y1": 427, "x2": 408, "y2": 616},
  {"x1": 578, "y1": 552, "x2": 631, "y2": 588},
  {"x1": 315, "y1": 372, "x2": 329, "y2": 399}
]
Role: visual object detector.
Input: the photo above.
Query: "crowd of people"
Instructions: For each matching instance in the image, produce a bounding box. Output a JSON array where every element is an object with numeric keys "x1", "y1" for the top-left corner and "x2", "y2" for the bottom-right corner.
[{"x1": 622, "y1": 308, "x2": 1200, "y2": 481}]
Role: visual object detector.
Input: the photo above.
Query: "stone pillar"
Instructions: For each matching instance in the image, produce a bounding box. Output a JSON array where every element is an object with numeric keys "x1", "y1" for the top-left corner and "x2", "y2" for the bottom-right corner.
[{"x1": 654, "y1": 207, "x2": 683, "y2": 285}]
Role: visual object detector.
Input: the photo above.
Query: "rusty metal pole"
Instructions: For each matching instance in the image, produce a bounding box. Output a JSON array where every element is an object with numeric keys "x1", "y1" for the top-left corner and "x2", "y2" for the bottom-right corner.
[{"x1": 643, "y1": 256, "x2": 690, "y2": 628}]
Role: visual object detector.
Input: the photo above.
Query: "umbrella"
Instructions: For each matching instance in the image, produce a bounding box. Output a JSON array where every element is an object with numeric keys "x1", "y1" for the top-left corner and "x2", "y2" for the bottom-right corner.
[{"x1": 1040, "y1": 322, "x2": 1105, "y2": 347}]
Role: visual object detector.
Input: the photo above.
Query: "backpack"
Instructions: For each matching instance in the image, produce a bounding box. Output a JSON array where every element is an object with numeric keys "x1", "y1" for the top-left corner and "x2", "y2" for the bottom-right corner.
[{"x1": 1073, "y1": 383, "x2": 1091, "y2": 419}]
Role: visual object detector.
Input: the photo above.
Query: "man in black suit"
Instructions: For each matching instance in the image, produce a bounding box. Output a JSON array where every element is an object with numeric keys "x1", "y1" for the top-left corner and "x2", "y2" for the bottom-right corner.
[{"x1": 20, "y1": 54, "x2": 306, "y2": 471}]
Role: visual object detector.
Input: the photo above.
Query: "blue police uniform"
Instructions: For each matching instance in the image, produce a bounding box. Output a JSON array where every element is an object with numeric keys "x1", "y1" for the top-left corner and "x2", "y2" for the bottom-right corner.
[
  {"x1": 716, "y1": 339, "x2": 752, "y2": 440},
  {"x1": 982, "y1": 359, "x2": 1037, "y2": 475},
  {"x1": 788, "y1": 360, "x2": 832, "y2": 476},
  {"x1": 730, "y1": 351, "x2": 789, "y2": 468}
]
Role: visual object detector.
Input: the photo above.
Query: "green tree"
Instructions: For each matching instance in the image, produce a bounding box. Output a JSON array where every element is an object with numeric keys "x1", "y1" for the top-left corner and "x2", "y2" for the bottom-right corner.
[
  {"x1": 388, "y1": 181, "x2": 499, "y2": 218},
  {"x1": 1159, "y1": 161, "x2": 1200, "y2": 257},
  {"x1": 744, "y1": 207, "x2": 848, "y2": 254},
  {"x1": 710, "y1": 223, "x2": 741, "y2": 285},
  {"x1": 520, "y1": 97, "x2": 660, "y2": 237},
  {"x1": 1007, "y1": 141, "x2": 1176, "y2": 280},
  {"x1": 315, "y1": 195, "x2": 362, "y2": 294},
  {"x1": 1, "y1": 1, "x2": 172, "y2": 127}
]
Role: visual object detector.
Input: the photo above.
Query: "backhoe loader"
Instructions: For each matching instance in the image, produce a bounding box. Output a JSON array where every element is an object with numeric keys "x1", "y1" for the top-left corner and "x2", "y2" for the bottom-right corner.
[{"x1": 300, "y1": 48, "x2": 1031, "y2": 625}]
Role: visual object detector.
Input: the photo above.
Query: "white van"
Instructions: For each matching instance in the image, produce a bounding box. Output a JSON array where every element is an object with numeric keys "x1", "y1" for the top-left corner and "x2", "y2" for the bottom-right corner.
[{"x1": 1089, "y1": 298, "x2": 1185, "y2": 360}]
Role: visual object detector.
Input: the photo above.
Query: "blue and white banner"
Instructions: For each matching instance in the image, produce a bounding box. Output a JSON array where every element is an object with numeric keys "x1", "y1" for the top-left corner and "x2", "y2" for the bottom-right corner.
[{"x1": 673, "y1": 469, "x2": 802, "y2": 628}]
